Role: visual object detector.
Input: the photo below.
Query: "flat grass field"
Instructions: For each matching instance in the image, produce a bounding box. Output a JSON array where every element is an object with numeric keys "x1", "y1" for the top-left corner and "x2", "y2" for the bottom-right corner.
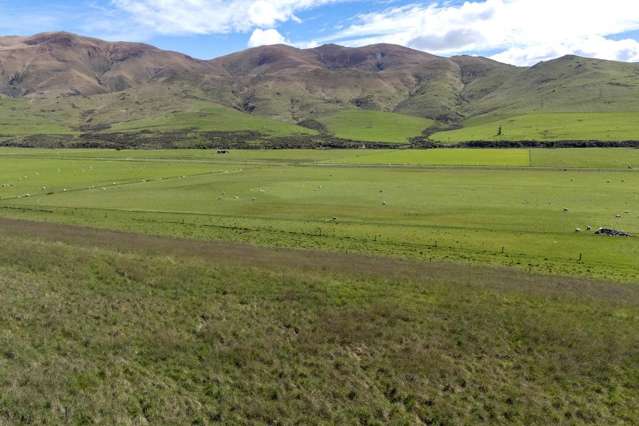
[
  {"x1": 1, "y1": 147, "x2": 639, "y2": 424},
  {"x1": 0, "y1": 148, "x2": 637, "y2": 282},
  {"x1": 431, "y1": 112, "x2": 639, "y2": 143}
]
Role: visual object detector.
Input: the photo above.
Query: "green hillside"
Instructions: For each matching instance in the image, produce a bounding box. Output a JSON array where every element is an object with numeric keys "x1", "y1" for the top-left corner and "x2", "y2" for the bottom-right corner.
[
  {"x1": 110, "y1": 101, "x2": 315, "y2": 136},
  {"x1": 0, "y1": 93, "x2": 316, "y2": 140},
  {"x1": 464, "y1": 56, "x2": 639, "y2": 118},
  {"x1": 318, "y1": 110, "x2": 434, "y2": 143},
  {"x1": 0, "y1": 97, "x2": 76, "y2": 135},
  {"x1": 431, "y1": 112, "x2": 639, "y2": 143}
]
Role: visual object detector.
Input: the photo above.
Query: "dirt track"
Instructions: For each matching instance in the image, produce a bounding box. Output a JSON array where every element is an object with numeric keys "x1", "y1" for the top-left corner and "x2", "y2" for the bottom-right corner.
[{"x1": 0, "y1": 216, "x2": 636, "y2": 300}]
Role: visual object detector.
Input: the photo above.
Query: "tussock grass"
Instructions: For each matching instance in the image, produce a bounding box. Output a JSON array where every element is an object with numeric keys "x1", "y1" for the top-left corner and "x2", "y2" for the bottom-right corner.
[{"x1": 1, "y1": 234, "x2": 638, "y2": 424}]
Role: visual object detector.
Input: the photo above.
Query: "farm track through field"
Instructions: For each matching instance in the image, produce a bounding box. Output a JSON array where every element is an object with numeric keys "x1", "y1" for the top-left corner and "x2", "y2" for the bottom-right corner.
[{"x1": 0, "y1": 216, "x2": 635, "y2": 301}]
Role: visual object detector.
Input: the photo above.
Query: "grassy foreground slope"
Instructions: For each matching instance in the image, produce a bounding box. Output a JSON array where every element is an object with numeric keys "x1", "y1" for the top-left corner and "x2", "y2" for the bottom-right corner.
[
  {"x1": 431, "y1": 112, "x2": 639, "y2": 143},
  {"x1": 318, "y1": 110, "x2": 434, "y2": 143},
  {"x1": 1, "y1": 228, "x2": 638, "y2": 424}
]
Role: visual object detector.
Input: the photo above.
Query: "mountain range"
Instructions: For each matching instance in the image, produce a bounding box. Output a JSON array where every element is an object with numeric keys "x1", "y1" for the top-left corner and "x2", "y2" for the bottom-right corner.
[{"x1": 1, "y1": 32, "x2": 639, "y2": 146}]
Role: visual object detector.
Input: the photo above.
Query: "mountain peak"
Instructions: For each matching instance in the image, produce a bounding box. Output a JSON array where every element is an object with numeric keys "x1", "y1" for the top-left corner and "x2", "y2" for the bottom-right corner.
[{"x1": 25, "y1": 31, "x2": 91, "y2": 47}]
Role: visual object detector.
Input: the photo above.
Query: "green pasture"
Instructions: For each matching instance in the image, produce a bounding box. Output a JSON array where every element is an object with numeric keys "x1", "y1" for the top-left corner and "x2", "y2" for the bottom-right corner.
[
  {"x1": 0, "y1": 157, "x2": 216, "y2": 199},
  {"x1": 323, "y1": 149, "x2": 531, "y2": 167},
  {"x1": 432, "y1": 112, "x2": 639, "y2": 143},
  {"x1": 318, "y1": 110, "x2": 434, "y2": 143},
  {"x1": 323, "y1": 148, "x2": 639, "y2": 168},
  {"x1": 110, "y1": 101, "x2": 315, "y2": 136},
  {"x1": 0, "y1": 148, "x2": 637, "y2": 281},
  {"x1": 1, "y1": 147, "x2": 637, "y2": 169}
]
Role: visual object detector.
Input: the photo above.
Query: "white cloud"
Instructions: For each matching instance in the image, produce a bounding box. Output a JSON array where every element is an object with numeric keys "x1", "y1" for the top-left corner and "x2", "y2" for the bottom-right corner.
[
  {"x1": 311, "y1": 0, "x2": 639, "y2": 65},
  {"x1": 248, "y1": 28, "x2": 289, "y2": 47},
  {"x1": 111, "y1": 0, "x2": 343, "y2": 35}
]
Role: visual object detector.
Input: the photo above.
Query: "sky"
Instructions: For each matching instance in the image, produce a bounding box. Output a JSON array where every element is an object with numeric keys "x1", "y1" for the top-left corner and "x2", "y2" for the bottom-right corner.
[{"x1": 1, "y1": 0, "x2": 639, "y2": 65}]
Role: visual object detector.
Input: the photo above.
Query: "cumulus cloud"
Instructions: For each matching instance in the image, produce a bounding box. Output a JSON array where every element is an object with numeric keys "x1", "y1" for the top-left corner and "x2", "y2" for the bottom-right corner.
[
  {"x1": 111, "y1": 0, "x2": 342, "y2": 35},
  {"x1": 311, "y1": 0, "x2": 639, "y2": 65},
  {"x1": 409, "y1": 29, "x2": 484, "y2": 51},
  {"x1": 248, "y1": 28, "x2": 289, "y2": 47}
]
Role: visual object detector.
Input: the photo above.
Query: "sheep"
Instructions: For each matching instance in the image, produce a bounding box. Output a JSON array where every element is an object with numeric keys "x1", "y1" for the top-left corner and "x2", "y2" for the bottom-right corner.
[
  {"x1": 586, "y1": 225, "x2": 592, "y2": 231},
  {"x1": 575, "y1": 228, "x2": 582, "y2": 233}
]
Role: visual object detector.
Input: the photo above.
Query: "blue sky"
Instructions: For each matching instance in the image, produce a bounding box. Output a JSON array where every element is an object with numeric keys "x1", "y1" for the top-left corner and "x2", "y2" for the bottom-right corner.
[{"x1": 1, "y1": 0, "x2": 639, "y2": 65}]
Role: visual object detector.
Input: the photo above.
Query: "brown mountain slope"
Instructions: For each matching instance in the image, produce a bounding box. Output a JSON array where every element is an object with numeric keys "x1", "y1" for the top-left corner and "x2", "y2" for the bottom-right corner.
[
  {"x1": 0, "y1": 34, "x2": 518, "y2": 122},
  {"x1": 2, "y1": 32, "x2": 639, "y2": 135},
  {"x1": 0, "y1": 32, "x2": 227, "y2": 97},
  {"x1": 209, "y1": 43, "x2": 514, "y2": 121}
]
